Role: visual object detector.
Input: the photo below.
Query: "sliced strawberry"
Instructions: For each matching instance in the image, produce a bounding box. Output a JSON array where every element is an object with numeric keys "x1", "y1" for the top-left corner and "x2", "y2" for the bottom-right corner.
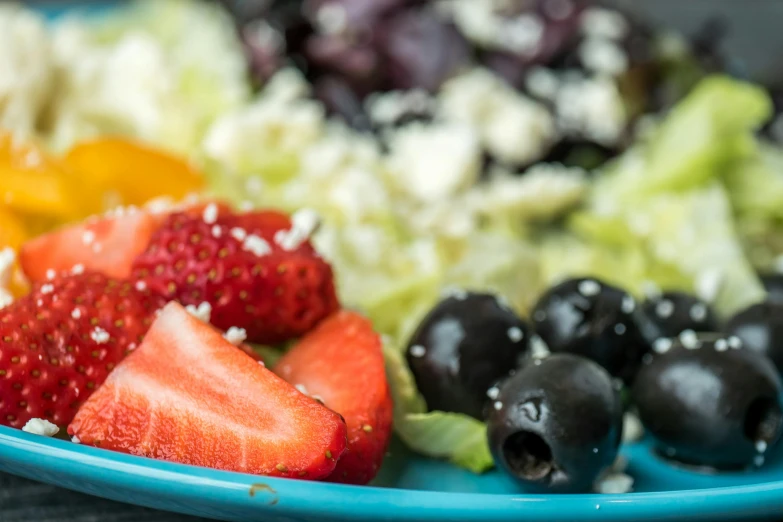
[
  {"x1": 68, "y1": 302, "x2": 347, "y2": 479},
  {"x1": 276, "y1": 311, "x2": 393, "y2": 484},
  {"x1": 131, "y1": 210, "x2": 339, "y2": 345},
  {"x1": 19, "y1": 209, "x2": 167, "y2": 282},
  {"x1": 0, "y1": 272, "x2": 164, "y2": 428}
]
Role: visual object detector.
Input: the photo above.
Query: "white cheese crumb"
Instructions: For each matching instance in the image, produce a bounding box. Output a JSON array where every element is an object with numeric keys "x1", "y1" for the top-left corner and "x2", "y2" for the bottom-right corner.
[
  {"x1": 274, "y1": 208, "x2": 321, "y2": 251},
  {"x1": 653, "y1": 338, "x2": 673, "y2": 354},
  {"x1": 530, "y1": 335, "x2": 550, "y2": 359},
  {"x1": 223, "y1": 326, "x2": 248, "y2": 346},
  {"x1": 581, "y1": 7, "x2": 629, "y2": 40},
  {"x1": 90, "y1": 327, "x2": 110, "y2": 344},
  {"x1": 486, "y1": 386, "x2": 500, "y2": 400},
  {"x1": 71, "y1": 308, "x2": 82, "y2": 320},
  {"x1": 555, "y1": 75, "x2": 626, "y2": 146},
  {"x1": 578, "y1": 279, "x2": 601, "y2": 297},
  {"x1": 385, "y1": 121, "x2": 481, "y2": 202},
  {"x1": 507, "y1": 326, "x2": 524, "y2": 343},
  {"x1": 622, "y1": 412, "x2": 644, "y2": 443},
  {"x1": 714, "y1": 338, "x2": 729, "y2": 352},
  {"x1": 230, "y1": 227, "x2": 247, "y2": 242},
  {"x1": 71, "y1": 264, "x2": 85, "y2": 275},
  {"x1": 82, "y1": 230, "x2": 96, "y2": 245},
  {"x1": 655, "y1": 299, "x2": 674, "y2": 318},
  {"x1": 202, "y1": 203, "x2": 219, "y2": 225},
  {"x1": 579, "y1": 38, "x2": 628, "y2": 76},
  {"x1": 40, "y1": 283, "x2": 54, "y2": 295},
  {"x1": 595, "y1": 472, "x2": 634, "y2": 494},
  {"x1": 134, "y1": 281, "x2": 147, "y2": 292},
  {"x1": 493, "y1": 401, "x2": 503, "y2": 411},
  {"x1": 679, "y1": 329, "x2": 700, "y2": 350},
  {"x1": 525, "y1": 66, "x2": 559, "y2": 100},
  {"x1": 689, "y1": 303, "x2": 708, "y2": 322},
  {"x1": 755, "y1": 455, "x2": 765, "y2": 467},
  {"x1": 185, "y1": 302, "x2": 212, "y2": 324},
  {"x1": 22, "y1": 418, "x2": 59, "y2": 437},
  {"x1": 212, "y1": 225, "x2": 222, "y2": 238},
  {"x1": 728, "y1": 336, "x2": 743, "y2": 349},
  {"x1": 757, "y1": 440, "x2": 768, "y2": 453},
  {"x1": 621, "y1": 295, "x2": 636, "y2": 313},
  {"x1": 45, "y1": 269, "x2": 56, "y2": 280},
  {"x1": 71, "y1": 435, "x2": 80, "y2": 444},
  {"x1": 410, "y1": 345, "x2": 426, "y2": 358},
  {"x1": 243, "y1": 234, "x2": 272, "y2": 257}
]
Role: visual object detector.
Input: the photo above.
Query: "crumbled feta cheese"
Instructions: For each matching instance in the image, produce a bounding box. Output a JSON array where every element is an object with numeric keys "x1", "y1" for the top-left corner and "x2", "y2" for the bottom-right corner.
[
  {"x1": 530, "y1": 335, "x2": 550, "y2": 359},
  {"x1": 689, "y1": 303, "x2": 708, "y2": 322},
  {"x1": 622, "y1": 412, "x2": 644, "y2": 443},
  {"x1": 714, "y1": 338, "x2": 728, "y2": 351},
  {"x1": 579, "y1": 38, "x2": 628, "y2": 76},
  {"x1": 274, "y1": 208, "x2": 321, "y2": 251},
  {"x1": 230, "y1": 227, "x2": 247, "y2": 242},
  {"x1": 525, "y1": 67, "x2": 559, "y2": 100},
  {"x1": 555, "y1": 75, "x2": 626, "y2": 146},
  {"x1": 439, "y1": 68, "x2": 555, "y2": 165},
  {"x1": 40, "y1": 284, "x2": 54, "y2": 295},
  {"x1": 578, "y1": 279, "x2": 601, "y2": 297},
  {"x1": 22, "y1": 418, "x2": 59, "y2": 437},
  {"x1": 315, "y1": 3, "x2": 348, "y2": 35},
  {"x1": 202, "y1": 203, "x2": 219, "y2": 225},
  {"x1": 580, "y1": 7, "x2": 629, "y2": 40},
  {"x1": 90, "y1": 327, "x2": 110, "y2": 344},
  {"x1": 507, "y1": 327, "x2": 524, "y2": 343},
  {"x1": 243, "y1": 234, "x2": 272, "y2": 257},
  {"x1": 439, "y1": 1, "x2": 544, "y2": 55},
  {"x1": 185, "y1": 302, "x2": 212, "y2": 323},
  {"x1": 728, "y1": 336, "x2": 743, "y2": 349},
  {"x1": 0, "y1": 5, "x2": 53, "y2": 133},
  {"x1": 409, "y1": 345, "x2": 426, "y2": 358},
  {"x1": 653, "y1": 338, "x2": 673, "y2": 354},
  {"x1": 366, "y1": 89, "x2": 435, "y2": 126},
  {"x1": 71, "y1": 435, "x2": 81, "y2": 444},
  {"x1": 82, "y1": 230, "x2": 96, "y2": 245},
  {"x1": 223, "y1": 326, "x2": 248, "y2": 346},
  {"x1": 595, "y1": 472, "x2": 634, "y2": 494},
  {"x1": 71, "y1": 264, "x2": 85, "y2": 275},
  {"x1": 679, "y1": 329, "x2": 700, "y2": 350},
  {"x1": 621, "y1": 295, "x2": 636, "y2": 313},
  {"x1": 71, "y1": 308, "x2": 82, "y2": 320},
  {"x1": 655, "y1": 299, "x2": 674, "y2": 318},
  {"x1": 385, "y1": 121, "x2": 481, "y2": 202}
]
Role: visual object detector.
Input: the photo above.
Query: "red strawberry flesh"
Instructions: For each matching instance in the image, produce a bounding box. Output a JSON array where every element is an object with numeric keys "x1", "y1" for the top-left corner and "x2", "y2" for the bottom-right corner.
[
  {"x1": 68, "y1": 302, "x2": 347, "y2": 478},
  {"x1": 277, "y1": 310, "x2": 393, "y2": 484}
]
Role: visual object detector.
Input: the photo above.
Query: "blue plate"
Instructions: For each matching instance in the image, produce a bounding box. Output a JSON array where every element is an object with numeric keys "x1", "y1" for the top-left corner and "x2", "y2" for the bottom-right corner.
[{"x1": 2, "y1": 425, "x2": 783, "y2": 521}]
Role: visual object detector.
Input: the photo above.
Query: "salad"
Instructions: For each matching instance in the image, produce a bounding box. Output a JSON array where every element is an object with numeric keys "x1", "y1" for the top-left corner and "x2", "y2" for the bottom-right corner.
[{"x1": 1, "y1": 0, "x2": 783, "y2": 495}]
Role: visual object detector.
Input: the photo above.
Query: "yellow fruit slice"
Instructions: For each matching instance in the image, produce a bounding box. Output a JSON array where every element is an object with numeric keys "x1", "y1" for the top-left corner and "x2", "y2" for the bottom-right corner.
[
  {"x1": 0, "y1": 132, "x2": 80, "y2": 219},
  {"x1": 64, "y1": 138, "x2": 205, "y2": 207}
]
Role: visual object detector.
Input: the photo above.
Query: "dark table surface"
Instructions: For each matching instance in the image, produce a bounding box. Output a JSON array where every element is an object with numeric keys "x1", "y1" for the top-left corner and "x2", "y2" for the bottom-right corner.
[{"x1": 0, "y1": 472, "x2": 205, "y2": 522}]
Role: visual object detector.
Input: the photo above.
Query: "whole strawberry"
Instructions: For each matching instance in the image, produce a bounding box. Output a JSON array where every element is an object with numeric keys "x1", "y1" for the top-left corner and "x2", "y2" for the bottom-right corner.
[
  {"x1": 131, "y1": 206, "x2": 339, "y2": 345},
  {"x1": 0, "y1": 271, "x2": 164, "y2": 429}
]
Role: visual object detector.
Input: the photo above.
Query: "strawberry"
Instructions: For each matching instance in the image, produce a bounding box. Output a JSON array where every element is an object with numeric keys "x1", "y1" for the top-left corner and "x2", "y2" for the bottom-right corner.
[
  {"x1": 19, "y1": 208, "x2": 168, "y2": 283},
  {"x1": 131, "y1": 209, "x2": 339, "y2": 345},
  {"x1": 276, "y1": 311, "x2": 393, "y2": 484},
  {"x1": 18, "y1": 200, "x2": 229, "y2": 283},
  {"x1": 0, "y1": 272, "x2": 164, "y2": 429},
  {"x1": 68, "y1": 302, "x2": 347, "y2": 479}
]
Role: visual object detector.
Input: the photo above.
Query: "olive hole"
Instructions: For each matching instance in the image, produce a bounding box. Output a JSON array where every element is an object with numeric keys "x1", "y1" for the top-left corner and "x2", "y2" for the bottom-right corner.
[
  {"x1": 502, "y1": 431, "x2": 554, "y2": 481},
  {"x1": 744, "y1": 397, "x2": 783, "y2": 444}
]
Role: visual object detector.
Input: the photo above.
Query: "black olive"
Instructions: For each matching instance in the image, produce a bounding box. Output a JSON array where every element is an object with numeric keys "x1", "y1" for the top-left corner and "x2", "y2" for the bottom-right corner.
[
  {"x1": 641, "y1": 291, "x2": 720, "y2": 339},
  {"x1": 406, "y1": 291, "x2": 531, "y2": 420},
  {"x1": 487, "y1": 353, "x2": 623, "y2": 493},
  {"x1": 530, "y1": 277, "x2": 652, "y2": 383},
  {"x1": 633, "y1": 333, "x2": 783, "y2": 469},
  {"x1": 725, "y1": 302, "x2": 783, "y2": 374},
  {"x1": 761, "y1": 273, "x2": 783, "y2": 305}
]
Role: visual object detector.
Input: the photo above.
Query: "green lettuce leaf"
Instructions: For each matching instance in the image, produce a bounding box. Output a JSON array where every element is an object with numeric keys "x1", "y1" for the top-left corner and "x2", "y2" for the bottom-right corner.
[
  {"x1": 637, "y1": 75, "x2": 772, "y2": 193},
  {"x1": 383, "y1": 342, "x2": 494, "y2": 474}
]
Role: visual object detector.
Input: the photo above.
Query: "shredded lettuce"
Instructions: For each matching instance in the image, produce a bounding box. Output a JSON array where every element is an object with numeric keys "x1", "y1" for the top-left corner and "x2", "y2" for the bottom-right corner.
[{"x1": 383, "y1": 344, "x2": 494, "y2": 473}]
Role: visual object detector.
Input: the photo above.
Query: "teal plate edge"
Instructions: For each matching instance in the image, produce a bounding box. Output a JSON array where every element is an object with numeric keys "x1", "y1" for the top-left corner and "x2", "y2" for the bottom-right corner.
[{"x1": 2, "y1": 426, "x2": 783, "y2": 522}]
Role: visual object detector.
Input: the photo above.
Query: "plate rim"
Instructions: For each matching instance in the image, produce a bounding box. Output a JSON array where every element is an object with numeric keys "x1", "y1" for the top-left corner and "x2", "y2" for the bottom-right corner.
[{"x1": 3, "y1": 426, "x2": 783, "y2": 521}]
